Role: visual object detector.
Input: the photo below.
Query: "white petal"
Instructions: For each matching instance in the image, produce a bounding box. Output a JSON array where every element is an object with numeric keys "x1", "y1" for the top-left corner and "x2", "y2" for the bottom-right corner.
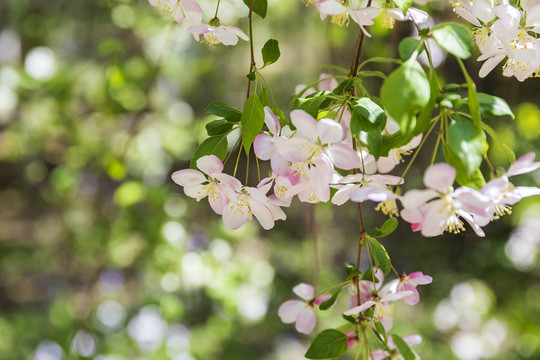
[
  {"x1": 196, "y1": 155, "x2": 224, "y2": 175},
  {"x1": 278, "y1": 300, "x2": 305, "y2": 323},
  {"x1": 424, "y1": 163, "x2": 456, "y2": 191},
  {"x1": 293, "y1": 283, "x2": 315, "y2": 300}
]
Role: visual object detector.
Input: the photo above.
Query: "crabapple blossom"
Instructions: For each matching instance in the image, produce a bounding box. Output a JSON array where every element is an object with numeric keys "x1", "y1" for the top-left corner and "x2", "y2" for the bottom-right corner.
[
  {"x1": 171, "y1": 155, "x2": 241, "y2": 215},
  {"x1": 189, "y1": 20, "x2": 248, "y2": 46},
  {"x1": 331, "y1": 173, "x2": 403, "y2": 206},
  {"x1": 316, "y1": 0, "x2": 381, "y2": 35},
  {"x1": 254, "y1": 107, "x2": 292, "y2": 176},
  {"x1": 344, "y1": 282, "x2": 413, "y2": 330},
  {"x1": 278, "y1": 283, "x2": 331, "y2": 334},
  {"x1": 477, "y1": 152, "x2": 540, "y2": 222},
  {"x1": 396, "y1": 271, "x2": 433, "y2": 305},
  {"x1": 222, "y1": 179, "x2": 286, "y2": 230},
  {"x1": 149, "y1": 0, "x2": 203, "y2": 27},
  {"x1": 400, "y1": 163, "x2": 492, "y2": 237}
]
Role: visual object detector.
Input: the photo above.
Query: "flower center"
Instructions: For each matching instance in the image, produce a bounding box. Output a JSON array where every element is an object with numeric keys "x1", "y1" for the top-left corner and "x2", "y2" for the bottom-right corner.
[
  {"x1": 375, "y1": 199, "x2": 399, "y2": 217},
  {"x1": 202, "y1": 32, "x2": 221, "y2": 46}
]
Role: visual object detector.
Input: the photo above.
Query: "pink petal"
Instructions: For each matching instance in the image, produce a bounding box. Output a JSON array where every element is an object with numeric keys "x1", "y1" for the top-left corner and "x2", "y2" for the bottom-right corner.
[
  {"x1": 343, "y1": 301, "x2": 375, "y2": 316},
  {"x1": 271, "y1": 153, "x2": 290, "y2": 177},
  {"x1": 314, "y1": 294, "x2": 332, "y2": 306},
  {"x1": 188, "y1": 23, "x2": 214, "y2": 35},
  {"x1": 296, "y1": 308, "x2": 317, "y2": 334},
  {"x1": 331, "y1": 184, "x2": 358, "y2": 206},
  {"x1": 397, "y1": 283, "x2": 420, "y2": 305},
  {"x1": 420, "y1": 200, "x2": 450, "y2": 237},
  {"x1": 508, "y1": 152, "x2": 540, "y2": 176},
  {"x1": 424, "y1": 163, "x2": 456, "y2": 192},
  {"x1": 318, "y1": 118, "x2": 344, "y2": 144},
  {"x1": 318, "y1": 73, "x2": 338, "y2": 91},
  {"x1": 254, "y1": 133, "x2": 274, "y2": 161},
  {"x1": 263, "y1": 106, "x2": 280, "y2": 135},
  {"x1": 293, "y1": 283, "x2": 315, "y2": 301},
  {"x1": 196, "y1": 155, "x2": 224, "y2": 175},
  {"x1": 327, "y1": 143, "x2": 361, "y2": 170},
  {"x1": 403, "y1": 334, "x2": 423, "y2": 347},
  {"x1": 290, "y1": 110, "x2": 319, "y2": 142},
  {"x1": 171, "y1": 169, "x2": 205, "y2": 187},
  {"x1": 248, "y1": 199, "x2": 275, "y2": 230},
  {"x1": 350, "y1": 186, "x2": 396, "y2": 203},
  {"x1": 408, "y1": 272, "x2": 433, "y2": 285},
  {"x1": 222, "y1": 199, "x2": 250, "y2": 230},
  {"x1": 400, "y1": 189, "x2": 438, "y2": 209},
  {"x1": 208, "y1": 189, "x2": 229, "y2": 215},
  {"x1": 278, "y1": 300, "x2": 306, "y2": 324},
  {"x1": 214, "y1": 26, "x2": 239, "y2": 46}
]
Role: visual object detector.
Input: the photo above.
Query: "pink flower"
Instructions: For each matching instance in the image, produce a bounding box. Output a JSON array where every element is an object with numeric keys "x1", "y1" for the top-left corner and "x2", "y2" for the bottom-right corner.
[
  {"x1": 400, "y1": 163, "x2": 492, "y2": 237},
  {"x1": 278, "y1": 283, "x2": 331, "y2": 334},
  {"x1": 478, "y1": 152, "x2": 540, "y2": 222},
  {"x1": 189, "y1": 22, "x2": 248, "y2": 46},
  {"x1": 171, "y1": 155, "x2": 241, "y2": 215},
  {"x1": 253, "y1": 107, "x2": 291, "y2": 176},
  {"x1": 222, "y1": 180, "x2": 286, "y2": 230},
  {"x1": 149, "y1": 0, "x2": 203, "y2": 27},
  {"x1": 344, "y1": 282, "x2": 412, "y2": 330},
  {"x1": 331, "y1": 173, "x2": 403, "y2": 206},
  {"x1": 396, "y1": 271, "x2": 433, "y2": 305}
]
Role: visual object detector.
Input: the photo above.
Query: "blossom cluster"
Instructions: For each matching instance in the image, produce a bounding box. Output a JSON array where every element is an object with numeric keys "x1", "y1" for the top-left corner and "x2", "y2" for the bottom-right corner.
[
  {"x1": 278, "y1": 270, "x2": 431, "y2": 356},
  {"x1": 453, "y1": 0, "x2": 540, "y2": 80},
  {"x1": 149, "y1": 0, "x2": 248, "y2": 45},
  {"x1": 306, "y1": 0, "x2": 429, "y2": 35}
]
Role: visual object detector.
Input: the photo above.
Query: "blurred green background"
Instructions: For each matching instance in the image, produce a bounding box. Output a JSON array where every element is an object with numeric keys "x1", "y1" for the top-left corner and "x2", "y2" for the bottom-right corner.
[{"x1": 1, "y1": 0, "x2": 540, "y2": 359}]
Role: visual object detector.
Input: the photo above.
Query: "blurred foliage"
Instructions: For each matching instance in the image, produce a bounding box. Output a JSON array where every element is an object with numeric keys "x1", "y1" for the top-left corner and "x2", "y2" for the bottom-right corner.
[{"x1": 1, "y1": 0, "x2": 540, "y2": 359}]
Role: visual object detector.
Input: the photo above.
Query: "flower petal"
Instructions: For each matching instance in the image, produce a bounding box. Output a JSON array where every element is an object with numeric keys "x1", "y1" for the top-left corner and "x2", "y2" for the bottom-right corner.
[
  {"x1": 295, "y1": 308, "x2": 317, "y2": 334},
  {"x1": 424, "y1": 163, "x2": 456, "y2": 191},
  {"x1": 293, "y1": 283, "x2": 314, "y2": 301},
  {"x1": 278, "y1": 300, "x2": 305, "y2": 324},
  {"x1": 196, "y1": 155, "x2": 224, "y2": 175}
]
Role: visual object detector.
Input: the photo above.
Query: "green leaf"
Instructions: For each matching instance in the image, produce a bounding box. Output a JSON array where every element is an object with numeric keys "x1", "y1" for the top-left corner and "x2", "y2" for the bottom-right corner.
[
  {"x1": 261, "y1": 39, "x2": 280, "y2": 67},
  {"x1": 293, "y1": 91, "x2": 332, "y2": 118},
  {"x1": 242, "y1": 0, "x2": 267, "y2": 18},
  {"x1": 206, "y1": 119, "x2": 234, "y2": 136},
  {"x1": 448, "y1": 115, "x2": 487, "y2": 176},
  {"x1": 350, "y1": 97, "x2": 387, "y2": 159},
  {"x1": 319, "y1": 287, "x2": 343, "y2": 311},
  {"x1": 380, "y1": 131, "x2": 415, "y2": 158},
  {"x1": 431, "y1": 22, "x2": 473, "y2": 59},
  {"x1": 332, "y1": 77, "x2": 355, "y2": 95},
  {"x1": 415, "y1": 70, "x2": 440, "y2": 134},
  {"x1": 371, "y1": 217, "x2": 398, "y2": 238},
  {"x1": 444, "y1": 144, "x2": 486, "y2": 189},
  {"x1": 374, "y1": 322, "x2": 388, "y2": 346},
  {"x1": 481, "y1": 122, "x2": 516, "y2": 163},
  {"x1": 457, "y1": 57, "x2": 481, "y2": 126},
  {"x1": 381, "y1": 59, "x2": 430, "y2": 133},
  {"x1": 392, "y1": 0, "x2": 413, "y2": 13},
  {"x1": 305, "y1": 330, "x2": 348, "y2": 359},
  {"x1": 241, "y1": 93, "x2": 265, "y2": 154},
  {"x1": 393, "y1": 335, "x2": 417, "y2": 360},
  {"x1": 476, "y1": 93, "x2": 514, "y2": 118},
  {"x1": 345, "y1": 263, "x2": 362, "y2": 279},
  {"x1": 205, "y1": 101, "x2": 242, "y2": 123},
  {"x1": 370, "y1": 238, "x2": 392, "y2": 275},
  {"x1": 259, "y1": 86, "x2": 270, "y2": 108},
  {"x1": 361, "y1": 268, "x2": 380, "y2": 283},
  {"x1": 246, "y1": 71, "x2": 256, "y2": 81},
  {"x1": 398, "y1": 37, "x2": 423, "y2": 61},
  {"x1": 273, "y1": 105, "x2": 289, "y2": 128},
  {"x1": 190, "y1": 135, "x2": 228, "y2": 169}
]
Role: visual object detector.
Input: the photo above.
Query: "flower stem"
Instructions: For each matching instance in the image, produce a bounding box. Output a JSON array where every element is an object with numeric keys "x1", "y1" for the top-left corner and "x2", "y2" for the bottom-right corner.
[{"x1": 246, "y1": 0, "x2": 256, "y2": 100}]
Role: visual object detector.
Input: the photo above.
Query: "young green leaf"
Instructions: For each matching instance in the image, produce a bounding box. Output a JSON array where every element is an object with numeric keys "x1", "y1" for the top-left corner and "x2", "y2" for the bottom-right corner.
[
  {"x1": 361, "y1": 268, "x2": 380, "y2": 283},
  {"x1": 370, "y1": 238, "x2": 392, "y2": 275},
  {"x1": 261, "y1": 39, "x2": 280, "y2": 67},
  {"x1": 392, "y1": 0, "x2": 413, "y2": 13},
  {"x1": 350, "y1": 97, "x2": 387, "y2": 158},
  {"x1": 415, "y1": 70, "x2": 440, "y2": 134},
  {"x1": 332, "y1": 77, "x2": 355, "y2": 95},
  {"x1": 431, "y1": 22, "x2": 473, "y2": 59},
  {"x1": 370, "y1": 217, "x2": 398, "y2": 238},
  {"x1": 206, "y1": 119, "x2": 234, "y2": 136},
  {"x1": 476, "y1": 93, "x2": 514, "y2": 118},
  {"x1": 259, "y1": 86, "x2": 270, "y2": 108},
  {"x1": 205, "y1": 101, "x2": 242, "y2": 123},
  {"x1": 381, "y1": 59, "x2": 430, "y2": 133},
  {"x1": 374, "y1": 322, "x2": 388, "y2": 345},
  {"x1": 457, "y1": 57, "x2": 481, "y2": 126},
  {"x1": 305, "y1": 329, "x2": 348, "y2": 359},
  {"x1": 481, "y1": 122, "x2": 516, "y2": 163},
  {"x1": 319, "y1": 287, "x2": 343, "y2": 311},
  {"x1": 189, "y1": 135, "x2": 228, "y2": 169},
  {"x1": 293, "y1": 91, "x2": 332, "y2": 118},
  {"x1": 242, "y1": 0, "x2": 267, "y2": 18},
  {"x1": 393, "y1": 335, "x2": 418, "y2": 360},
  {"x1": 398, "y1": 37, "x2": 423, "y2": 61},
  {"x1": 241, "y1": 93, "x2": 265, "y2": 154},
  {"x1": 448, "y1": 115, "x2": 487, "y2": 176},
  {"x1": 444, "y1": 144, "x2": 486, "y2": 189}
]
